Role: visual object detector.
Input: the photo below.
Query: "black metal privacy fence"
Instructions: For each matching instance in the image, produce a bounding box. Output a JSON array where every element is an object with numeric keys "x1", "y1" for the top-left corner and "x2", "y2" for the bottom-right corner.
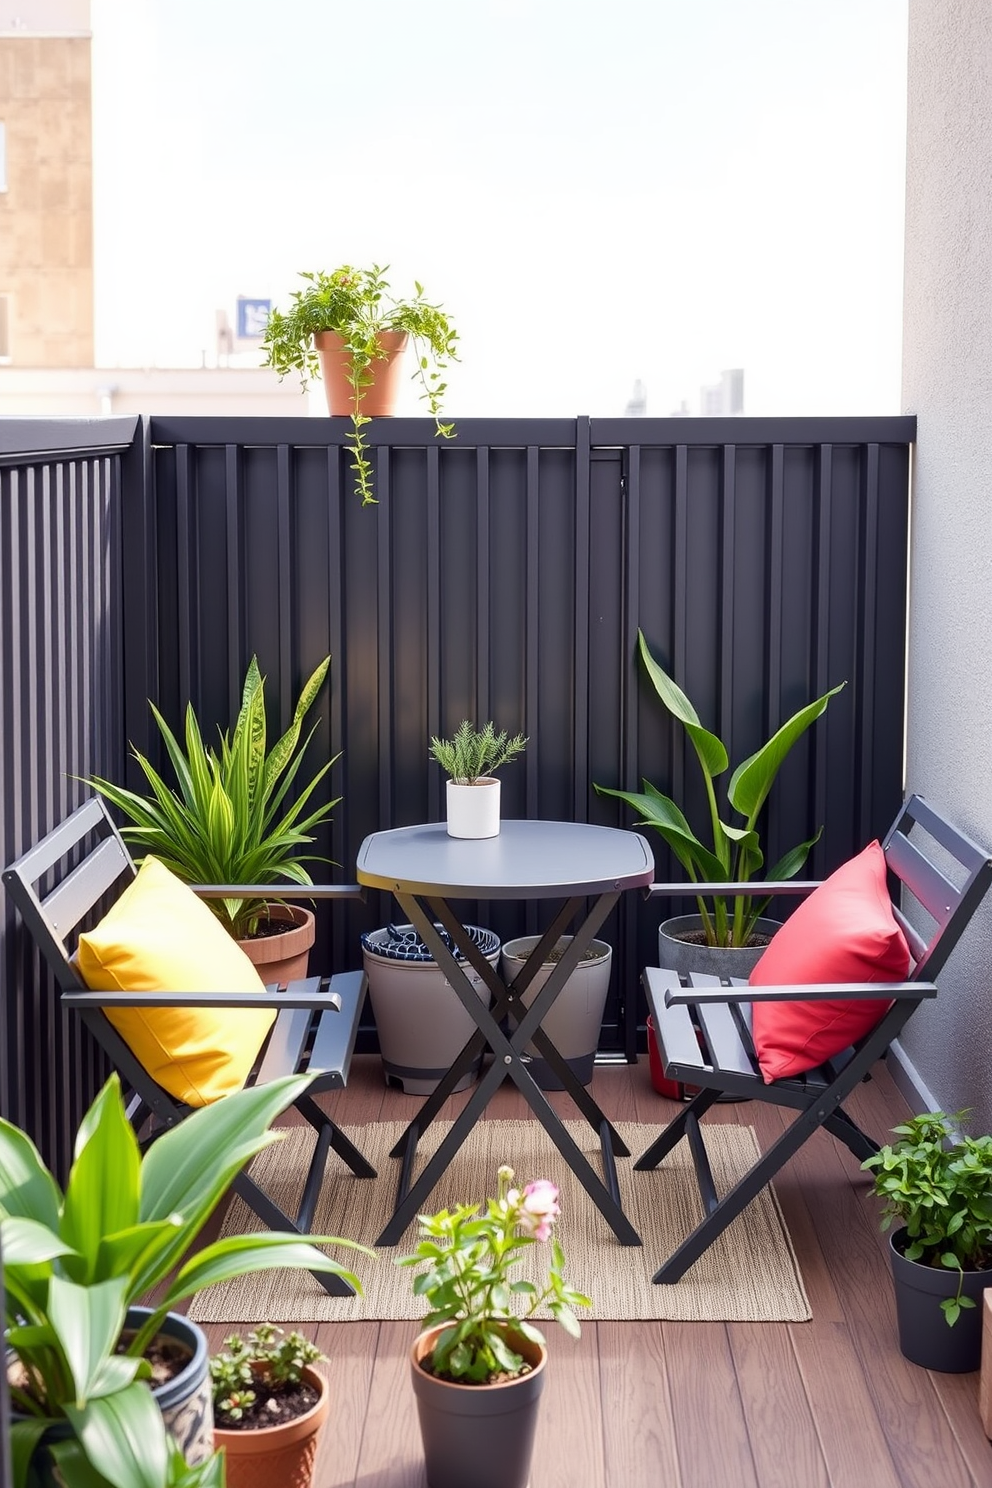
[{"x1": 0, "y1": 412, "x2": 915, "y2": 1174}]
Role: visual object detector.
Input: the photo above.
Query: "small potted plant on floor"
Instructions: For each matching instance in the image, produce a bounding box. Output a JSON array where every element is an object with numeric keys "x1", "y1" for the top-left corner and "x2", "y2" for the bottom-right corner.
[
  {"x1": 429, "y1": 720, "x2": 528, "y2": 839},
  {"x1": 398, "y1": 1165, "x2": 590, "y2": 1488},
  {"x1": 1, "y1": 1071, "x2": 368, "y2": 1486},
  {"x1": 863, "y1": 1109, "x2": 992, "y2": 1372},
  {"x1": 87, "y1": 654, "x2": 339, "y2": 984},
  {"x1": 260, "y1": 264, "x2": 459, "y2": 505},
  {"x1": 210, "y1": 1324, "x2": 330, "y2": 1488},
  {"x1": 595, "y1": 628, "x2": 845, "y2": 976}
]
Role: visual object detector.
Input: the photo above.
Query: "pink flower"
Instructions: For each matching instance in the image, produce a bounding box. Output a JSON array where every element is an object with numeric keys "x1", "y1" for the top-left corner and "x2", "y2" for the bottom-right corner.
[{"x1": 516, "y1": 1179, "x2": 560, "y2": 1242}]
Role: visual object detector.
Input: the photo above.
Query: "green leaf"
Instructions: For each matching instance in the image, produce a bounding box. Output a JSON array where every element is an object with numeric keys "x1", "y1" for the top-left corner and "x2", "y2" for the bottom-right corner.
[
  {"x1": 0, "y1": 1116, "x2": 63, "y2": 1229},
  {"x1": 129, "y1": 1077, "x2": 317, "y2": 1294},
  {"x1": 65, "y1": 1379, "x2": 171, "y2": 1488},
  {"x1": 1, "y1": 1214, "x2": 78, "y2": 1267},
  {"x1": 727, "y1": 682, "x2": 845, "y2": 822},
  {"x1": 637, "y1": 630, "x2": 728, "y2": 778},
  {"x1": 61, "y1": 1077, "x2": 141, "y2": 1281},
  {"x1": 47, "y1": 1273, "x2": 131, "y2": 1404},
  {"x1": 165, "y1": 1231, "x2": 367, "y2": 1306}
]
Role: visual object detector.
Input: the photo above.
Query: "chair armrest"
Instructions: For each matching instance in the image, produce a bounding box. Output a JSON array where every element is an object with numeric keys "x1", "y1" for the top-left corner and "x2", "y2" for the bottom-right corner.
[
  {"x1": 191, "y1": 883, "x2": 365, "y2": 901},
  {"x1": 664, "y1": 980, "x2": 936, "y2": 1007},
  {"x1": 61, "y1": 983, "x2": 347, "y2": 1013},
  {"x1": 644, "y1": 880, "x2": 821, "y2": 901}
]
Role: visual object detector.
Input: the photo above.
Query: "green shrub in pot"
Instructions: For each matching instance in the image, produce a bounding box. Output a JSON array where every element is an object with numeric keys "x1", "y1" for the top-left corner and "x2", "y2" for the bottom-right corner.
[
  {"x1": 595, "y1": 629, "x2": 844, "y2": 948},
  {"x1": 1, "y1": 1072, "x2": 368, "y2": 1487},
  {"x1": 87, "y1": 655, "x2": 339, "y2": 941},
  {"x1": 863, "y1": 1109, "x2": 992, "y2": 1325},
  {"x1": 261, "y1": 264, "x2": 458, "y2": 505}
]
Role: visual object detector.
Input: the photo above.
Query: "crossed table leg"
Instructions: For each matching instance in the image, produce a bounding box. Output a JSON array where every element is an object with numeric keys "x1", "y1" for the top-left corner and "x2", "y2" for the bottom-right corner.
[{"x1": 372, "y1": 889, "x2": 642, "y2": 1248}]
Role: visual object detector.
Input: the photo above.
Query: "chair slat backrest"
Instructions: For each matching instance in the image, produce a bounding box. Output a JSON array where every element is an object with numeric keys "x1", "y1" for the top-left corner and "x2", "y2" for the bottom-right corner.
[
  {"x1": 882, "y1": 794, "x2": 992, "y2": 982},
  {"x1": 2, "y1": 798, "x2": 135, "y2": 991}
]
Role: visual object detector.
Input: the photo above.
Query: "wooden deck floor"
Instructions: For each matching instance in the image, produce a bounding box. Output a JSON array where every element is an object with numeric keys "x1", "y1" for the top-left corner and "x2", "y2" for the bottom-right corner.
[{"x1": 198, "y1": 1055, "x2": 992, "y2": 1488}]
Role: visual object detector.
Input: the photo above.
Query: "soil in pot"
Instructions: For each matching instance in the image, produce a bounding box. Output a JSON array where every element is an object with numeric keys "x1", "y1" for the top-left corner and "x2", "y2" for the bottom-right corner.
[{"x1": 214, "y1": 1363, "x2": 330, "y2": 1488}]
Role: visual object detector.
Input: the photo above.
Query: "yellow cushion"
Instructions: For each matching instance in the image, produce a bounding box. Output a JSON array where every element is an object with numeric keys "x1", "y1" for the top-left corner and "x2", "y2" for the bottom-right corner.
[{"x1": 76, "y1": 857, "x2": 276, "y2": 1107}]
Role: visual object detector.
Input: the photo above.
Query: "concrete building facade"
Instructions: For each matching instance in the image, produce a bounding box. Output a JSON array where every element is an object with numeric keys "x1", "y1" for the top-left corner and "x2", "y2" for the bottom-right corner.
[{"x1": 0, "y1": 0, "x2": 94, "y2": 367}]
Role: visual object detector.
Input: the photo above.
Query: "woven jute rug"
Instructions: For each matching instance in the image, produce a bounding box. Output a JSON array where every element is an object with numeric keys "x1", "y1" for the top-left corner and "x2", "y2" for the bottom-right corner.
[{"x1": 188, "y1": 1120, "x2": 809, "y2": 1325}]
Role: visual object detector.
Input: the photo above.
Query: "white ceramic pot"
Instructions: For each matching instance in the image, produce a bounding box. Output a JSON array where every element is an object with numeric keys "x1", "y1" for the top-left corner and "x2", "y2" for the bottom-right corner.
[{"x1": 446, "y1": 777, "x2": 500, "y2": 838}]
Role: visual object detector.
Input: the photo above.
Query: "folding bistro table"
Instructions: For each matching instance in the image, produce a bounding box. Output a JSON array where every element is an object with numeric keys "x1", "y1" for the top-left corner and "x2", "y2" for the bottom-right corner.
[{"x1": 356, "y1": 819, "x2": 654, "y2": 1246}]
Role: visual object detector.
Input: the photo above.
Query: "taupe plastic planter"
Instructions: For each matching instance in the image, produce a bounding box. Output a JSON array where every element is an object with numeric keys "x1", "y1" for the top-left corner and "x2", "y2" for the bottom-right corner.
[{"x1": 500, "y1": 935, "x2": 612, "y2": 1090}]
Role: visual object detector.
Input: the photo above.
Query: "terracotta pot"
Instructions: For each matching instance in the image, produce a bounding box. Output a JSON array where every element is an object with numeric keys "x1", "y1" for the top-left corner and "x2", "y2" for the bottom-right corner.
[
  {"x1": 446, "y1": 777, "x2": 500, "y2": 839},
  {"x1": 214, "y1": 1364, "x2": 330, "y2": 1488},
  {"x1": 238, "y1": 904, "x2": 315, "y2": 986},
  {"x1": 314, "y1": 328, "x2": 409, "y2": 418},
  {"x1": 410, "y1": 1323, "x2": 547, "y2": 1488}
]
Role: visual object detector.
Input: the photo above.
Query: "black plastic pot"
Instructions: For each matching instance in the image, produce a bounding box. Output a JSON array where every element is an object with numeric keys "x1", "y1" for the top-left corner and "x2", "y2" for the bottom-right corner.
[
  {"x1": 410, "y1": 1324, "x2": 546, "y2": 1488},
  {"x1": 889, "y1": 1228, "x2": 992, "y2": 1372}
]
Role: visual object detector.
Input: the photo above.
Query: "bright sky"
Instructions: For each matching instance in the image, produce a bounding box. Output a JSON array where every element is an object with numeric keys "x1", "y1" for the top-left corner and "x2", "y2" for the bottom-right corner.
[{"x1": 89, "y1": 0, "x2": 909, "y2": 417}]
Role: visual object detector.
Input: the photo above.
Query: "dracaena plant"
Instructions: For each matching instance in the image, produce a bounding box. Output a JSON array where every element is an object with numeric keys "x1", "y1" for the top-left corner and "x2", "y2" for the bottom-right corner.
[
  {"x1": 261, "y1": 264, "x2": 458, "y2": 505},
  {"x1": 87, "y1": 655, "x2": 339, "y2": 939},
  {"x1": 596, "y1": 629, "x2": 845, "y2": 948},
  {"x1": 863, "y1": 1111, "x2": 992, "y2": 1326},
  {"x1": 0, "y1": 1072, "x2": 369, "y2": 1488},
  {"x1": 397, "y1": 1166, "x2": 590, "y2": 1384},
  {"x1": 429, "y1": 720, "x2": 528, "y2": 785}
]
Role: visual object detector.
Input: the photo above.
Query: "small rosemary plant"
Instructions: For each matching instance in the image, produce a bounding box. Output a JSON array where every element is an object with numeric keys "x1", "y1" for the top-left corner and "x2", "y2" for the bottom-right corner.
[{"x1": 429, "y1": 720, "x2": 528, "y2": 784}]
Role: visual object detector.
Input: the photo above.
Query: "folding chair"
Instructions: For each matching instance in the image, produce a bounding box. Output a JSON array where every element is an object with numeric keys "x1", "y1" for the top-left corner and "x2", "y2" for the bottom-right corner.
[
  {"x1": 3, "y1": 796, "x2": 376, "y2": 1296},
  {"x1": 636, "y1": 794, "x2": 992, "y2": 1282}
]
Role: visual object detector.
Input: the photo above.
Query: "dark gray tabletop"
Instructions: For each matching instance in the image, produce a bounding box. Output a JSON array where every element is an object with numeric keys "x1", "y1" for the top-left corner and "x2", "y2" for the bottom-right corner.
[{"x1": 356, "y1": 820, "x2": 654, "y2": 899}]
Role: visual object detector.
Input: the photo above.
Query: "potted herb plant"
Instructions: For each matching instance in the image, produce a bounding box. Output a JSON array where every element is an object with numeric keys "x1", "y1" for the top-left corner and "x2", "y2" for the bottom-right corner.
[
  {"x1": 260, "y1": 264, "x2": 458, "y2": 505},
  {"x1": 397, "y1": 1166, "x2": 590, "y2": 1488},
  {"x1": 596, "y1": 629, "x2": 845, "y2": 975},
  {"x1": 429, "y1": 720, "x2": 528, "y2": 839},
  {"x1": 1, "y1": 1071, "x2": 368, "y2": 1487},
  {"x1": 87, "y1": 655, "x2": 339, "y2": 984},
  {"x1": 210, "y1": 1325, "x2": 329, "y2": 1488},
  {"x1": 863, "y1": 1110, "x2": 992, "y2": 1372}
]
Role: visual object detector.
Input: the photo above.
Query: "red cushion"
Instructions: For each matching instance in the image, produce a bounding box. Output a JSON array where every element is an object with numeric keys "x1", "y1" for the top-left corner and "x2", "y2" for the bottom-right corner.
[{"x1": 750, "y1": 840, "x2": 911, "y2": 1082}]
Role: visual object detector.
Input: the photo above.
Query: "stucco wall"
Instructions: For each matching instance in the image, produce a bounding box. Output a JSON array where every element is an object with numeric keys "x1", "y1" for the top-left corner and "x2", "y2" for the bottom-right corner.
[{"x1": 901, "y1": 0, "x2": 992, "y2": 1124}]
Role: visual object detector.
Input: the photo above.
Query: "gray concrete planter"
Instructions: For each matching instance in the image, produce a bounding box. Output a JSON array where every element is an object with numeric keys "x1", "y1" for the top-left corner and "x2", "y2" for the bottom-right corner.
[{"x1": 658, "y1": 914, "x2": 780, "y2": 981}]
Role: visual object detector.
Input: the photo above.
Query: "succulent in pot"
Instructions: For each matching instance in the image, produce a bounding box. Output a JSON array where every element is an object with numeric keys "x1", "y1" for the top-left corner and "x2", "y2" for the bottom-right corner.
[
  {"x1": 0, "y1": 1071, "x2": 368, "y2": 1488},
  {"x1": 397, "y1": 1165, "x2": 590, "y2": 1488},
  {"x1": 595, "y1": 628, "x2": 845, "y2": 949},
  {"x1": 210, "y1": 1325, "x2": 331, "y2": 1488},
  {"x1": 87, "y1": 654, "x2": 339, "y2": 957},
  {"x1": 260, "y1": 264, "x2": 458, "y2": 505}
]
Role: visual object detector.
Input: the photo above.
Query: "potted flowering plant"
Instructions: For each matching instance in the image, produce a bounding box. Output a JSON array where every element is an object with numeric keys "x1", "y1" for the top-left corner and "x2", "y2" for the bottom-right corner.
[
  {"x1": 397, "y1": 1166, "x2": 590, "y2": 1488},
  {"x1": 260, "y1": 264, "x2": 458, "y2": 505},
  {"x1": 210, "y1": 1324, "x2": 330, "y2": 1488}
]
